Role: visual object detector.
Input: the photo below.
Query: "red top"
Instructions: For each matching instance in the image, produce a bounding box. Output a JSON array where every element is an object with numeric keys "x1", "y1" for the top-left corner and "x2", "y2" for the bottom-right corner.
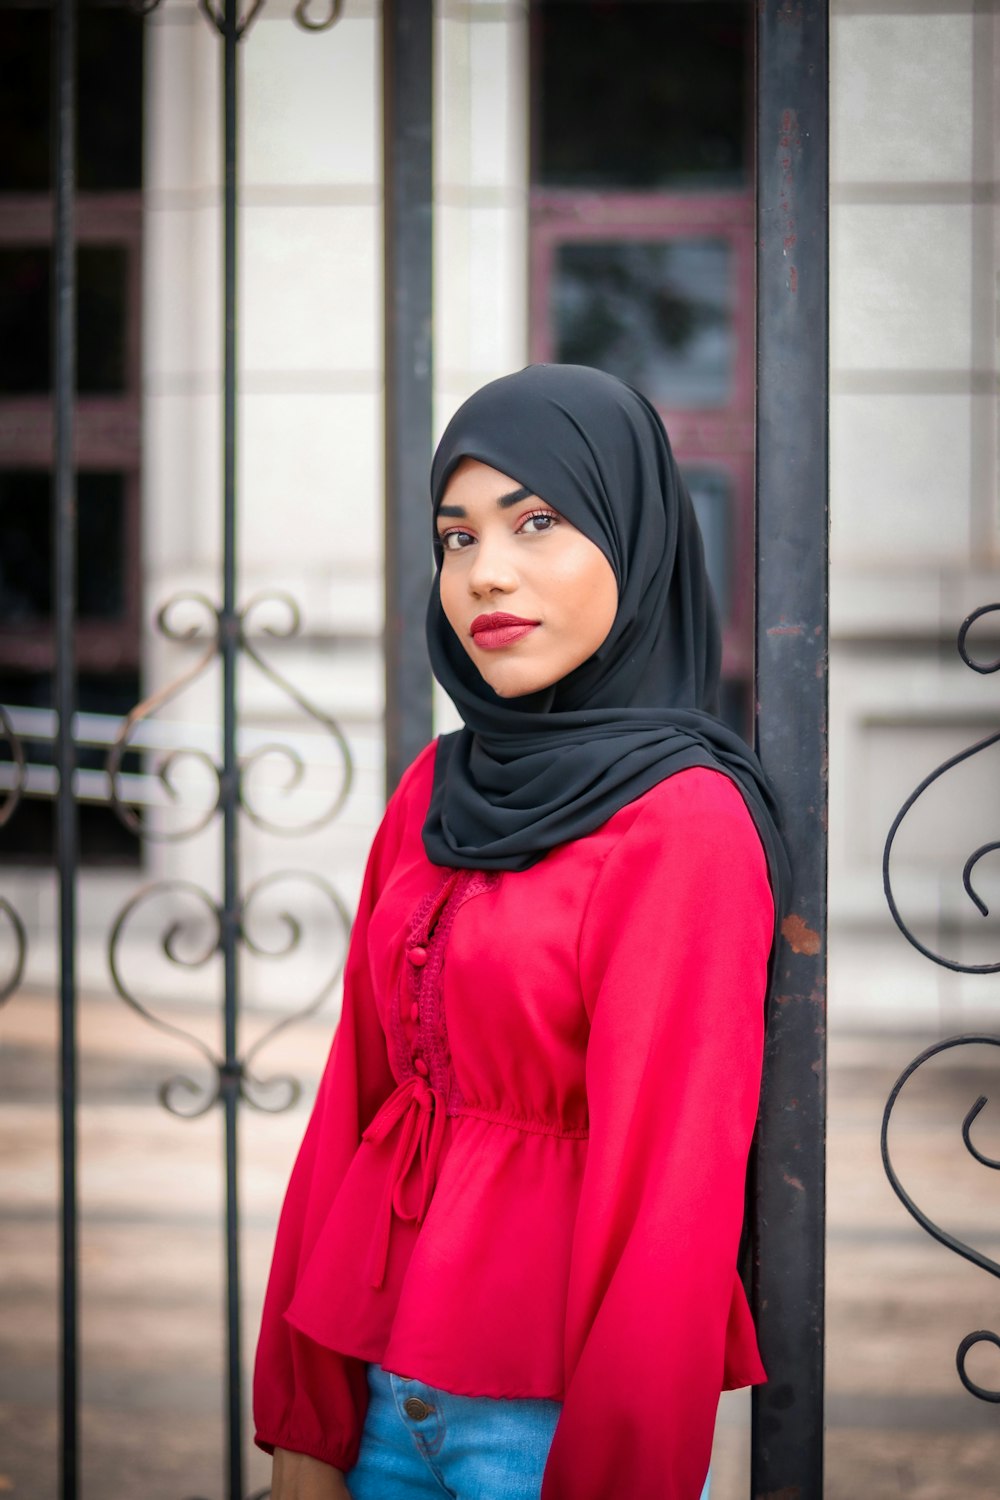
[{"x1": 253, "y1": 742, "x2": 774, "y2": 1500}]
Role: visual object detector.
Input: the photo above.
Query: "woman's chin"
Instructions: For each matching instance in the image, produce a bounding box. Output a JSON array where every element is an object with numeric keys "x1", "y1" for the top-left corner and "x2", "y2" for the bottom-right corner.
[{"x1": 481, "y1": 669, "x2": 550, "y2": 700}]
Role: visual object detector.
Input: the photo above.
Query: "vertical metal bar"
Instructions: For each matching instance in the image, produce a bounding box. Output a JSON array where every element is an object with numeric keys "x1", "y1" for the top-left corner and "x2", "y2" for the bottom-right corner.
[
  {"x1": 752, "y1": 4, "x2": 829, "y2": 1498},
  {"x1": 220, "y1": 2, "x2": 243, "y2": 1496},
  {"x1": 53, "y1": 2, "x2": 79, "y2": 1498},
  {"x1": 383, "y1": 0, "x2": 434, "y2": 794}
]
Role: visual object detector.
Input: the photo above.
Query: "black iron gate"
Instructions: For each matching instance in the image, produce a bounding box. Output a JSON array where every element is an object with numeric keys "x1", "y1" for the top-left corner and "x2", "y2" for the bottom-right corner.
[{"x1": 0, "y1": 2, "x2": 829, "y2": 1497}]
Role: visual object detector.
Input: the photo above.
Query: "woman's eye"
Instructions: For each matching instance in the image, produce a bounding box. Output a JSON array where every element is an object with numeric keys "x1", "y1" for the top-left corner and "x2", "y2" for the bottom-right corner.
[
  {"x1": 518, "y1": 511, "x2": 558, "y2": 535},
  {"x1": 439, "y1": 529, "x2": 474, "y2": 552}
]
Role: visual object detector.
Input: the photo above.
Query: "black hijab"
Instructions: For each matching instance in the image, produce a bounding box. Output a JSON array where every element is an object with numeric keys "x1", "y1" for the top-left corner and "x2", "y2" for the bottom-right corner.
[{"x1": 421, "y1": 363, "x2": 788, "y2": 919}]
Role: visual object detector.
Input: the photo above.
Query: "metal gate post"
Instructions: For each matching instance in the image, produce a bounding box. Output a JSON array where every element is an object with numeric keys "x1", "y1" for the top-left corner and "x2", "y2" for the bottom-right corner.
[
  {"x1": 383, "y1": 0, "x2": 435, "y2": 793},
  {"x1": 53, "y1": 2, "x2": 80, "y2": 1496},
  {"x1": 752, "y1": 4, "x2": 829, "y2": 1497}
]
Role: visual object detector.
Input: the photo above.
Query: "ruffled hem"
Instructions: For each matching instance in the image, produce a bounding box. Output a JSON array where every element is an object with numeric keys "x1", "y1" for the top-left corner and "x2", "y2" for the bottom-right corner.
[
  {"x1": 286, "y1": 1112, "x2": 586, "y2": 1398},
  {"x1": 283, "y1": 1109, "x2": 765, "y2": 1402}
]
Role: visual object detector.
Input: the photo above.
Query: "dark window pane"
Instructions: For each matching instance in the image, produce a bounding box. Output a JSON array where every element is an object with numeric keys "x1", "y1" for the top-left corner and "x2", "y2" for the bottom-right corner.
[
  {"x1": 0, "y1": 470, "x2": 49, "y2": 620},
  {"x1": 0, "y1": 470, "x2": 127, "y2": 623},
  {"x1": 535, "y1": 1, "x2": 749, "y2": 190},
  {"x1": 552, "y1": 239, "x2": 734, "y2": 407},
  {"x1": 78, "y1": 472, "x2": 127, "y2": 617},
  {"x1": 79, "y1": 246, "x2": 128, "y2": 392},
  {"x1": 0, "y1": 249, "x2": 50, "y2": 393},
  {"x1": 0, "y1": 7, "x2": 143, "y2": 193},
  {"x1": 78, "y1": 9, "x2": 144, "y2": 192},
  {"x1": 0, "y1": 246, "x2": 128, "y2": 395},
  {"x1": 682, "y1": 466, "x2": 733, "y2": 620},
  {"x1": 0, "y1": 10, "x2": 50, "y2": 192},
  {"x1": 0, "y1": 670, "x2": 141, "y2": 865}
]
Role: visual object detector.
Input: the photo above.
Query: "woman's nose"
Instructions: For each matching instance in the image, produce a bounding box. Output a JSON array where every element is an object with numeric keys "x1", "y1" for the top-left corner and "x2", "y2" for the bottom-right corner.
[{"x1": 467, "y1": 536, "x2": 517, "y2": 595}]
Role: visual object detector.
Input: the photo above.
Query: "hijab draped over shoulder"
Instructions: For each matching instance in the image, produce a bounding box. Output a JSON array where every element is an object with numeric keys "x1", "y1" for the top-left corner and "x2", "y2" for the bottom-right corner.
[{"x1": 421, "y1": 362, "x2": 789, "y2": 915}]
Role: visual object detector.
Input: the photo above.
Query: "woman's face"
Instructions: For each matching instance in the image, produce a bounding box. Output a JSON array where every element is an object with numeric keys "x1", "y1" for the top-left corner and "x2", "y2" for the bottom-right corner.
[{"x1": 435, "y1": 458, "x2": 619, "y2": 700}]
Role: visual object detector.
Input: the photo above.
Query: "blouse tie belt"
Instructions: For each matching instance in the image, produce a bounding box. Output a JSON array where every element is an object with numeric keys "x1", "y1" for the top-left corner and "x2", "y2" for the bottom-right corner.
[{"x1": 362, "y1": 1073, "x2": 448, "y2": 1289}]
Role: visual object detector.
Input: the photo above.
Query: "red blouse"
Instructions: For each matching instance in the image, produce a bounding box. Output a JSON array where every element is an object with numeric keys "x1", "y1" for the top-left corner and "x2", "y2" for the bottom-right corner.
[{"x1": 253, "y1": 741, "x2": 774, "y2": 1499}]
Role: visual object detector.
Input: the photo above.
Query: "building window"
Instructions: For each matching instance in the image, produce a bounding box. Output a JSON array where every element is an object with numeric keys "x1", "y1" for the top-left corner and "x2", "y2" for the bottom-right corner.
[
  {"x1": 530, "y1": 0, "x2": 754, "y2": 719},
  {"x1": 0, "y1": 1, "x2": 144, "y2": 863}
]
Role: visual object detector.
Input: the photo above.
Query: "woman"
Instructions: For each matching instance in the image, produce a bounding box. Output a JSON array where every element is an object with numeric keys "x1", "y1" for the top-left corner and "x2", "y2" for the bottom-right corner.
[{"x1": 254, "y1": 364, "x2": 787, "y2": 1500}]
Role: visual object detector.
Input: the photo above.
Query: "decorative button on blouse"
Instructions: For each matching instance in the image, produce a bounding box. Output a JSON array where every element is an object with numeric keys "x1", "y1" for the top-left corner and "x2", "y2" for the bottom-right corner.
[
  {"x1": 412, "y1": 1056, "x2": 429, "y2": 1078},
  {"x1": 408, "y1": 945, "x2": 428, "y2": 967}
]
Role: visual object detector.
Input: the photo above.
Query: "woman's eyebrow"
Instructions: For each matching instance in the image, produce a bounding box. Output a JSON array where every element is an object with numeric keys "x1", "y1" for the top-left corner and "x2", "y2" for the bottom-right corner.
[{"x1": 437, "y1": 485, "x2": 533, "y2": 520}]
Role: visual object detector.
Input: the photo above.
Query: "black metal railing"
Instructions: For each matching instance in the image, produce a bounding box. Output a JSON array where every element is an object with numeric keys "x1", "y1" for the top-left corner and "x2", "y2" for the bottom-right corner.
[
  {"x1": 882, "y1": 603, "x2": 1000, "y2": 1406},
  {"x1": 37, "y1": 2, "x2": 354, "y2": 1498},
  {"x1": 0, "y1": 0, "x2": 831, "y2": 1496}
]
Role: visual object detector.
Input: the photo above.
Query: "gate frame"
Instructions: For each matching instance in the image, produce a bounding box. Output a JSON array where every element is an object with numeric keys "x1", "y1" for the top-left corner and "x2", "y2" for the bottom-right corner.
[
  {"x1": 34, "y1": 1, "x2": 829, "y2": 1493},
  {"x1": 752, "y1": 4, "x2": 830, "y2": 1497}
]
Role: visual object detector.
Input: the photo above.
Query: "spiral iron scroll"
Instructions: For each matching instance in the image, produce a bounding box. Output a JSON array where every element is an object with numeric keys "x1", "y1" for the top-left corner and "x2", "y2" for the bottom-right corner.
[
  {"x1": 882, "y1": 603, "x2": 1000, "y2": 974},
  {"x1": 0, "y1": 704, "x2": 28, "y2": 1005},
  {"x1": 882, "y1": 604, "x2": 1000, "y2": 1404},
  {"x1": 882, "y1": 1036, "x2": 1000, "y2": 1402}
]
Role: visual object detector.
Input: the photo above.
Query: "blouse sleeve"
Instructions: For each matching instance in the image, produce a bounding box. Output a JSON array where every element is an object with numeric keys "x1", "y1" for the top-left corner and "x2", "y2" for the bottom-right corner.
[
  {"x1": 252, "y1": 745, "x2": 433, "y2": 1471},
  {"x1": 541, "y1": 771, "x2": 774, "y2": 1500}
]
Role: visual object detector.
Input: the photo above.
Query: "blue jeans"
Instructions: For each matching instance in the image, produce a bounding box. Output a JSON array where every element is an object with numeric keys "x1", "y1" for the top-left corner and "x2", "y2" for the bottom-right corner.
[
  {"x1": 344, "y1": 1362, "x2": 712, "y2": 1500},
  {"x1": 344, "y1": 1363, "x2": 561, "y2": 1499}
]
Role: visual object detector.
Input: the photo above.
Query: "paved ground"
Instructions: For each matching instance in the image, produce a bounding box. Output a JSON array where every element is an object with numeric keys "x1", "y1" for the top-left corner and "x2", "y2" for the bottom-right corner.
[{"x1": 2, "y1": 990, "x2": 999, "y2": 1499}]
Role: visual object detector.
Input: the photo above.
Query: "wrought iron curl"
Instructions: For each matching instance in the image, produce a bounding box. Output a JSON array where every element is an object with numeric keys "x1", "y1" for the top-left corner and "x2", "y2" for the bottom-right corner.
[
  {"x1": 956, "y1": 1331, "x2": 1000, "y2": 1403},
  {"x1": 0, "y1": 702, "x2": 27, "y2": 830},
  {"x1": 882, "y1": 603, "x2": 1000, "y2": 974},
  {"x1": 293, "y1": 0, "x2": 342, "y2": 30},
  {"x1": 882, "y1": 1034, "x2": 1000, "y2": 1402},
  {"x1": 108, "y1": 880, "x2": 225, "y2": 1118},
  {"x1": 239, "y1": 868, "x2": 352, "y2": 1109},
  {"x1": 108, "y1": 589, "x2": 353, "y2": 840},
  {"x1": 0, "y1": 706, "x2": 29, "y2": 1005},
  {"x1": 108, "y1": 871, "x2": 350, "y2": 1116},
  {"x1": 109, "y1": 593, "x2": 223, "y2": 841},
  {"x1": 198, "y1": 0, "x2": 265, "y2": 38},
  {"x1": 959, "y1": 604, "x2": 1000, "y2": 675},
  {"x1": 962, "y1": 1093, "x2": 1000, "y2": 1169},
  {"x1": 0, "y1": 897, "x2": 27, "y2": 1007},
  {"x1": 132, "y1": 0, "x2": 340, "y2": 34},
  {"x1": 238, "y1": 591, "x2": 353, "y2": 835}
]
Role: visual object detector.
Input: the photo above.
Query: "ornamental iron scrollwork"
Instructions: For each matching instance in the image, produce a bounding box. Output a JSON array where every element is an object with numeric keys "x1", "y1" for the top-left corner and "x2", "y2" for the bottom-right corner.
[
  {"x1": 107, "y1": 589, "x2": 353, "y2": 842},
  {"x1": 882, "y1": 1035, "x2": 1000, "y2": 1403},
  {"x1": 882, "y1": 604, "x2": 1000, "y2": 1405},
  {"x1": 0, "y1": 704, "x2": 28, "y2": 1005},
  {"x1": 107, "y1": 871, "x2": 351, "y2": 1118},
  {"x1": 0, "y1": 895, "x2": 27, "y2": 1007},
  {"x1": 883, "y1": 602, "x2": 1000, "y2": 975},
  {"x1": 0, "y1": 702, "x2": 26, "y2": 830},
  {"x1": 81, "y1": 4, "x2": 353, "y2": 1496},
  {"x1": 131, "y1": 0, "x2": 342, "y2": 35}
]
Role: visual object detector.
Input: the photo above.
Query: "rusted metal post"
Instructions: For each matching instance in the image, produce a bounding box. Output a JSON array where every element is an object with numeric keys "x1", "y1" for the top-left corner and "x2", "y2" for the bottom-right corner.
[
  {"x1": 752, "y1": 3, "x2": 829, "y2": 1496},
  {"x1": 383, "y1": 0, "x2": 434, "y2": 793}
]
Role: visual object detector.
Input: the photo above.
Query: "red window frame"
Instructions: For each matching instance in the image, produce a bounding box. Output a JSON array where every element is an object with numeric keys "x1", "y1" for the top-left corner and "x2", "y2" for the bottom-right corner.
[
  {"x1": 0, "y1": 192, "x2": 142, "y2": 675},
  {"x1": 529, "y1": 188, "x2": 755, "y2": 682}
]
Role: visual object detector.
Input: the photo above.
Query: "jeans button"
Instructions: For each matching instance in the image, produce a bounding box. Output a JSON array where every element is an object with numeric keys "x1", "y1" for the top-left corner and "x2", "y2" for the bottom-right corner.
[{"x1": 403, "y1": 1396, "x2": 434, "y2": 1421}]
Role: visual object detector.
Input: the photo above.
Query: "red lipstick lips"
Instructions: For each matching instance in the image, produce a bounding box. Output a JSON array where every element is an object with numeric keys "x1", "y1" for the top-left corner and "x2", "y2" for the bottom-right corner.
[{"x1": 470, "y1": 612, "x2": 540, "y2": 650}]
